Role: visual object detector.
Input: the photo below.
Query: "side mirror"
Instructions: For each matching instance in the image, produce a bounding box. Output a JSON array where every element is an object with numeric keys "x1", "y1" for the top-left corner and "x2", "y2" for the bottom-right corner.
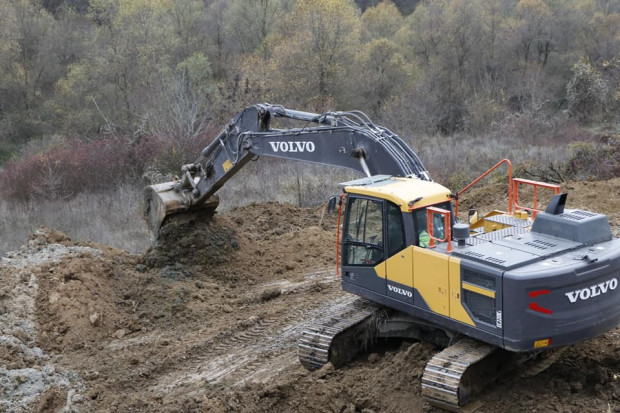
[{"x1": 327, "y1": 195, "x2": 339, "y2": 213}]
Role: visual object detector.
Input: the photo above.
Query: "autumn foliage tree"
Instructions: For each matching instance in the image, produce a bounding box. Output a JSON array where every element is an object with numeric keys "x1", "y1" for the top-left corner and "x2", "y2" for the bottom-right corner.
[
  {"x1": 0, "y1": 0, "x2": 618, "y2": 198},
  {"x1": 266, "y1": 0, "x2": 361, "y2": 109}
]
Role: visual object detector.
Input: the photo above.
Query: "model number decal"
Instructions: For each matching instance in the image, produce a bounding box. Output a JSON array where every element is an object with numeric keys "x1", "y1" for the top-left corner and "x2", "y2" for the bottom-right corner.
[
  {"x1": 388, "y1": 284, "x2": 413, "y2": 298},
  {"x1": 565, "y1": 278, "x2": 617, "y2": 303}
]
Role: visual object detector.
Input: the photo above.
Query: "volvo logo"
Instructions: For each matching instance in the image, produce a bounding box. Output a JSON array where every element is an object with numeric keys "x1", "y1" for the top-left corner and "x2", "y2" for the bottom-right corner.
[
  {"x1": 565, "y1": 278, "x2": 617, "y2": 303},
  {"x1": 268, "y1": 141, "x2": 316, "y2": 153},
  {"x1": 388, "y1": 284, "x2": 413, "y2": 298}
]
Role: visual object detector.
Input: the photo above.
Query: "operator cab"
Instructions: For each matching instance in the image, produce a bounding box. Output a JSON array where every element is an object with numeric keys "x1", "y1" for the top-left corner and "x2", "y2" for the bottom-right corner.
[{"x1": 339, "y1": 175, "x2": 453, "y2": 295}]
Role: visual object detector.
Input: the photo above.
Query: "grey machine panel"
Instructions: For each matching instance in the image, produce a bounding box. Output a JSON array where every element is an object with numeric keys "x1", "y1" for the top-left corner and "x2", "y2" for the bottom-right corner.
[
  {"x1": 455, "y1": 207, "x2": 599, "y2": 270},
  {"x1": 493, "y1": 231, "x2": 582, "y2": 257},
  {"x1": 472, "y1": 226, "x2": 528, "y2": 242},
  {"x1": 452, "y1": 242, "x2": 541, "y2": 270},
  {"x1": 531, "y1": 208, "x2": 613, "y2": 245},
  {"x1": 502, "y1": 237, "x2": 620, "y2": 351}
]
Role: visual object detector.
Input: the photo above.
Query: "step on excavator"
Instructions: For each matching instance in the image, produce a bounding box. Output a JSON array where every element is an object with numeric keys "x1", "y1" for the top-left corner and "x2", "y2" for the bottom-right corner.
[{"x1": 144, "y1": 104, "x2": 620, "y2": 411}]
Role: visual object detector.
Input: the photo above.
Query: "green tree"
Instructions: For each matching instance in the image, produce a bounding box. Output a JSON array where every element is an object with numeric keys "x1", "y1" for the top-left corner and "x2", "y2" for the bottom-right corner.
[
  {"x1": 203, "y1": 0, "x2": 233, "y2": 79},
  {"x1": 224, "y1": 0, "x2": 292, "y2": 58},
  {"x1": 396, "y1": 0, "x2": 492, "y2": 133},
  {"x1": 360, "y1": 1, "x2": 403, "y2": 42},
  {"x1": 514, "y1": 0, "x2": 554, "y2": 68},
  {"x1": 58, "y1": 0, "x2": 185, "y2": 131},
  {"x1": 169, "y1": 0, "x2": 209, "y2": 62},
  {"x1": 575, "y1": 0, "x2": 620, "y2": 64},
  {"x1": 267, "y1": 0, "x2": 361, "y2": 109},
  {"x1": 353, "y1": 38, "x2": 410, "y2": 114},
  {"x1": 396, "y1": 1, "x2": 443, "y2": 65},
  {"x1": 0, "y1": 0, "x2": 67, "y2": 142}
]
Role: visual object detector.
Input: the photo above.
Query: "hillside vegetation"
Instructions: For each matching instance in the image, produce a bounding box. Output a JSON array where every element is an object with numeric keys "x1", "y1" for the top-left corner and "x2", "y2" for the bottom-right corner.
[{"x1": 0, "y1": 0, "x2": 618, "y2": 252}]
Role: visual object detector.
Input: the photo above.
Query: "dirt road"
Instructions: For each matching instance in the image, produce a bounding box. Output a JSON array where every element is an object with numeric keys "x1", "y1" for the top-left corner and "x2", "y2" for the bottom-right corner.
[{"x1": 1, "y1": 181, "x2": 619, "y2": 412}]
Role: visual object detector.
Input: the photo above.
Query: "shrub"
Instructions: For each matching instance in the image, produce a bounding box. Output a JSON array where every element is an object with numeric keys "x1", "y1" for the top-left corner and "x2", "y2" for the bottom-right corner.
[
  {"x1": 1, "y1": 135, "x2": 153, "y2": 201},
  {"x1": 517, "y1": 133, "x2": 620, "y2": 183},
  {"x1": 564, "y1": 134, "x2": 620, "y2": 180},
  {"x1": 0, "y1": 121, "x2": 221, "y2": 202},
  {"x1": 2, "y1": 138, "x2": 109, "y2": 201},
  {"x1": 566, "y1": 61, "x2": 609, "y2": 123}
]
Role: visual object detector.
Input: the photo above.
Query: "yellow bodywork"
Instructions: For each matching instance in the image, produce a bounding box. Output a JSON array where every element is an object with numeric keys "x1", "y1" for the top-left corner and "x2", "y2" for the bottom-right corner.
[
  {"x1": 347, "y1": 175, "x2": 524, "y2": 328},
  {"x1": 374, "y1": 246, "x2": 475, "y2": 326},
  {"x1": 414, "y1": 247, "x2": 450, "y2": 316},
  {"x1": 345, "y1": 177, "x2": 452, "y2": 212},
  {"x1": 462, "y1": 282, "x2": 496, "y2": 299},
  {"x1": 384, "y1": 246, "x2": 414, "y2": 285},
  {"x1": 448, "y1": 258, "x2": 474, "y2": 326}
]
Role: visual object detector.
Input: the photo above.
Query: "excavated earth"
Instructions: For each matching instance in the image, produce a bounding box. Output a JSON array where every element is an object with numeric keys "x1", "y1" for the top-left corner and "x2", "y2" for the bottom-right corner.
[{"x1": 1, "y1": 180, "x2": 619, "y2": 412}]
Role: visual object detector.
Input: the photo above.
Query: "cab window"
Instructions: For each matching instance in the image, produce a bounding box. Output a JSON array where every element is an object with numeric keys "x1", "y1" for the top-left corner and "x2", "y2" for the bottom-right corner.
[
  {"x1": 344, "y1": 198, "x2": 384, "y2": 265},
  {"x1": 413, "y1": 202, "x2": 451, "y2": 248},
  {"x1": 387, "y1": 202, "x2": 405, "y2": 256}
]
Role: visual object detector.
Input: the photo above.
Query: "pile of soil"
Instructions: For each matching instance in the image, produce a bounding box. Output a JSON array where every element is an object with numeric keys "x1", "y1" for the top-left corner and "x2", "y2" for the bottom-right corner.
[
  {"x1": 142, "y1": 211, "x2": 240, "y2": 271},
  {"x1": 0, "y1": 185, "x2": 618, "y2": 412},
  {"x1": 143, "y1": 202, "x2": 337, "y2": 281}
]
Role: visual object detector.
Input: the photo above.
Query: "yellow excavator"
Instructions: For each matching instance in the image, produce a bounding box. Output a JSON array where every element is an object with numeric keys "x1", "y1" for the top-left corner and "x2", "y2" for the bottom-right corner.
[{"x1": 145, "y1": 104, "x2": 620, "y2": 411}]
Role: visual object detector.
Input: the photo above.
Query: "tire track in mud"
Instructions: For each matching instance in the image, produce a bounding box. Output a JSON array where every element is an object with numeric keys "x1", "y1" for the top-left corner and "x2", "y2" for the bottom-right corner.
[{"x1": 150, "y1": 269, "x2": 358, "y2": 395}]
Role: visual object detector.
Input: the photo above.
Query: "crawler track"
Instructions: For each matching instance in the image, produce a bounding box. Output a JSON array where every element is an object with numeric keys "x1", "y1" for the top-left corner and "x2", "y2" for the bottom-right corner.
[
  {"x1": 298, "y1": 298, "x2": 381, "y2": 370},
  {"x1": 421, "y1": 338, "x2": 497, "y2": 411}
]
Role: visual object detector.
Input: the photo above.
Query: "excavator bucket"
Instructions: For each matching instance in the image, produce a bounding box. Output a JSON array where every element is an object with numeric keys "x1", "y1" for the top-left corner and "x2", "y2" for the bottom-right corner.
[{"x1": 143, "y1": 181, "x2": 219, "y2": 237}]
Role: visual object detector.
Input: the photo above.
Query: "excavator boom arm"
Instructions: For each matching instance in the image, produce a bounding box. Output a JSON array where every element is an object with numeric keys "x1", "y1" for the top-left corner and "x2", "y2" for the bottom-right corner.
[{"x1": 145, "y1": 104, "x2": 431, "y2": 235}]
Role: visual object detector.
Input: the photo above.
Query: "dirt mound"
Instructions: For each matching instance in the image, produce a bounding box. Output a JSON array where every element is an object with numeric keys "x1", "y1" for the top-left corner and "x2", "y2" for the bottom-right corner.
[
  {"x1": 143, "y1": 211, "x2": 240, "y2": 270},
  {"x1": 0, "y1": 228, "x2": 93, "y2": 411},
  {"x1": 204, "y1": 341, "x2": 436, "y2": 413},
  {"x1": 228, "y1": 201, "x2": 335, "y2": 240},
  {"x1": 33, "y1": 243, "x2": 141, "y2": 352},
  {"x1": 144, "y1": 202, "x2": 337, "y2": 282}
]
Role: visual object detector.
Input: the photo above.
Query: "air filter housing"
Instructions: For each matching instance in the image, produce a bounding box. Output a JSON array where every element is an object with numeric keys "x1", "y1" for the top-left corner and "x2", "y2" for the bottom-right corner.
[{"x1": 453, "y1": 223, "x2": 470, "y2": 246}]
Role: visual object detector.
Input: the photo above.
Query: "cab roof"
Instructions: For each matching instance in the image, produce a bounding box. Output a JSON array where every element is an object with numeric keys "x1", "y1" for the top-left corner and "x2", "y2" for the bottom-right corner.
[{"x1": 340, "y1": 175, "x2": 452, "y2": 212}]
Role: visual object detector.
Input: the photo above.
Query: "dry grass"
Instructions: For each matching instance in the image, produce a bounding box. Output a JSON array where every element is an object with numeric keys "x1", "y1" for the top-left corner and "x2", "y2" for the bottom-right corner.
[
  {"x1": 0, "y1": 185, "x2": 150, "y2": 256},
  {"x1": 0, "y1": 125, "x2": 592, "y2": 257},
  {"x1": 0, "y1": 164, "x2": 355, "y2": 256},
  {"x1": 217, "y1": 160, "x2": 358, "y2": 209},
  {"x1": 407, "y1": 130, "x2": 573, "y2": 190}
]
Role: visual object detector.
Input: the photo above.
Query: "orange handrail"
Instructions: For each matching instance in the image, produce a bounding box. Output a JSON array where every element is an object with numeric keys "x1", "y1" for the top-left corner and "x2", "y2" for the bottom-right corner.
[
  {"x1": 512, "y1": 178, "x2": 560, "y2": 218},
  {"x1": 455, "y1": 159, "x2": 513, "y2": 218},
  {"x1": 427, "y1": 207, "x2": 453, "y2": 253}
]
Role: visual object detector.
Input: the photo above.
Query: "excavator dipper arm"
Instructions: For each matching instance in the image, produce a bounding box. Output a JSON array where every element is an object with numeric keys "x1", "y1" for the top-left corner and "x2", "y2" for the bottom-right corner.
[{"x1": 145, "y1": 104, "x2": 430, "y2": 235}]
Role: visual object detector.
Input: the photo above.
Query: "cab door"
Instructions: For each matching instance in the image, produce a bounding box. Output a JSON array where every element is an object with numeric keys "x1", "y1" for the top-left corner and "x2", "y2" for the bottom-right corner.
[{"x1": 341, "y1": 196, "x2": 387, "y2": 295}]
